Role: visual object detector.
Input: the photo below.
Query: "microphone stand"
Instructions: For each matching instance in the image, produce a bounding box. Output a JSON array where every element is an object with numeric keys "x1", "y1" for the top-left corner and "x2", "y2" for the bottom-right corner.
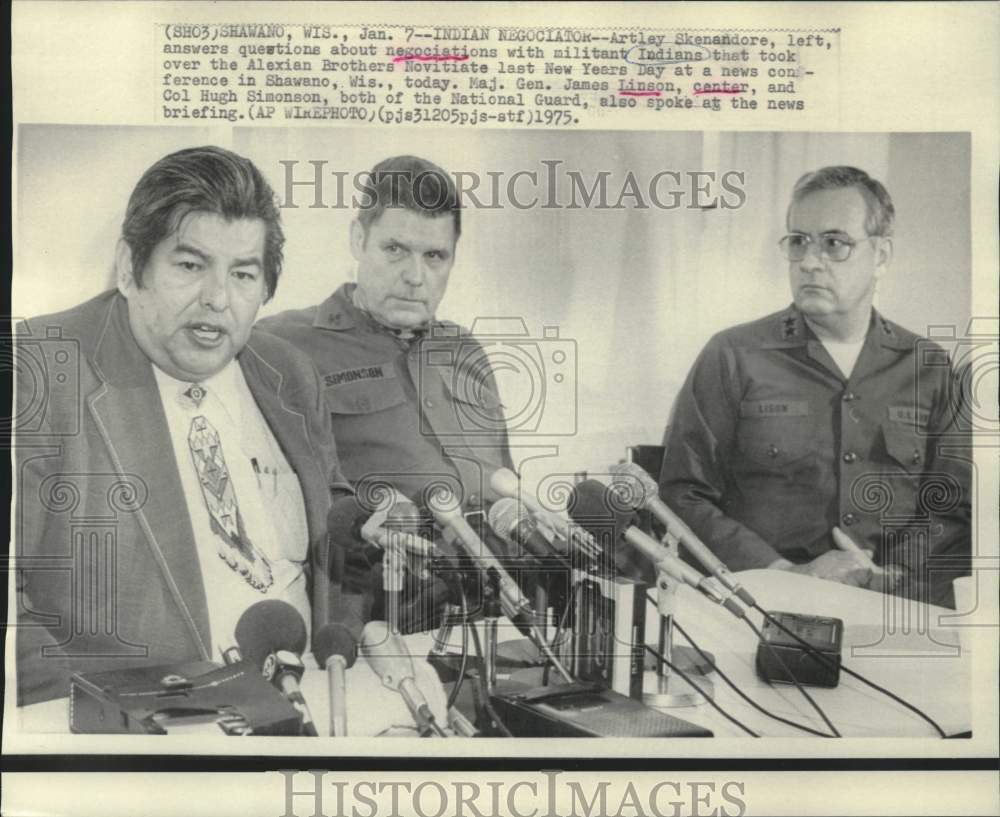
[
  {"x1": 482, "y1": 583, "x2": 502, "y2": 693},
  {"x1": 383, "y1": 541, "x2": 405, "y2": 636},
  {"x1": 643, "y1": 541, "x2": 715, "y2": 708}
]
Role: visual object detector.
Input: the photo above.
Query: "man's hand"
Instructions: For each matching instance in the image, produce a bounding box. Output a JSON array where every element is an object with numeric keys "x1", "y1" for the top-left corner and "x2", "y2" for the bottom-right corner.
[
  {"x1": 863, "y1": 563, "x2": 905, "y2": 593},
  {"x1": 769, "y1": 550, "x2": 874, "y2": 586}
]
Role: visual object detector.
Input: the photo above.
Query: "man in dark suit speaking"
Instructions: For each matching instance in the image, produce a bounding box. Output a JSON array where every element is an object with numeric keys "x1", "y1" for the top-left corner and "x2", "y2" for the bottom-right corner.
[{"x1": 12, "y1": 146, "x2": 353, "y2": 704}]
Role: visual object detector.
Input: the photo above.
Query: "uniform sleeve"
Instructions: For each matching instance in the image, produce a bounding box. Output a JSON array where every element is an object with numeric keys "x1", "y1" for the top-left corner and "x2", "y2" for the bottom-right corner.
[
  {"x1": 658, "y1": 336, "x2": 785, "y2": 571},
  {"x1": 884, "y1": 357, "x2": 972, "y2": 608}
]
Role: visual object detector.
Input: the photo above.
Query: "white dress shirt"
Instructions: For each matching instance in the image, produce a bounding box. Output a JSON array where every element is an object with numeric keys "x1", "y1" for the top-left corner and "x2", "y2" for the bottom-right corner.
[{"x1": 152, "y1": 360, "x2": 311, "y2": 661}]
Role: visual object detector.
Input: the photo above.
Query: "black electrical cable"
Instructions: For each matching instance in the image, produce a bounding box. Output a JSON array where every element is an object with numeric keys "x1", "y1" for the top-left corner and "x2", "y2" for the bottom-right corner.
[
  {"x1": 741, "y1": 615, "x2": 841, "y2": 738},
  {"x1": 648, "y1": 594, "x2": 836, "y2": 738},
  {"x1": 754, "y1": 604, "x2": 948, "y2": 738},
  {"x1": 644, "y1": 643, "x2": 760, "y2": 738},
  {"x1": 445, "y1": 584, "x2": 471, "y2": 711},
  {"x1": 468, "y1": 620, "x2": 513, "y2": 737}
]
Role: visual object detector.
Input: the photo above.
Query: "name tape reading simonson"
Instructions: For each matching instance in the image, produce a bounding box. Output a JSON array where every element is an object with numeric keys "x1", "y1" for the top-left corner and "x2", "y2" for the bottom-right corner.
[{"x1": 157, "y1": 23, "x2": 840, "y2": 126}]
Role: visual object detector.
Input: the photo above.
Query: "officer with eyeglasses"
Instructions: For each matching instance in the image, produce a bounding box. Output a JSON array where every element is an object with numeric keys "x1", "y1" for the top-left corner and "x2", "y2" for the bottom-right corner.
[{"x1": 659, "y1": 166, "x2": 970, "y2": 607}]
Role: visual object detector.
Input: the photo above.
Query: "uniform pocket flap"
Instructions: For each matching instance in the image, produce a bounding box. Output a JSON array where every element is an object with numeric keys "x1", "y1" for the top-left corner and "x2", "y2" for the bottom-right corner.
[
  {"x1": 324, "y1": 378, "x2": 408, "y2": 415},
  {"x1": 441, "y1": 374, "x2": 505, "y2": 410},
  {"x1": 882, "y1": 423, "x2": 927, "y2": 472},
  {"x1": 737, "y1": 416, "x2": 816, "y2": 468}
]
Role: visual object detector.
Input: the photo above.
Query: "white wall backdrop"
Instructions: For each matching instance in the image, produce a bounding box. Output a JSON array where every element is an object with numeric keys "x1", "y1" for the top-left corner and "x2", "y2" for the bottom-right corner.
[{"x1": 14, "y1": 127, "x2": 972, "y2": 482}]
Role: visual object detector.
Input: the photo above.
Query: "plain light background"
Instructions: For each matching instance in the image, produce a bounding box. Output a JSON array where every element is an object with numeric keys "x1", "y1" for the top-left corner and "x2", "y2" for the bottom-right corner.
[{"x1": 14, "y1": 127, "x2": 972, "y2": 477}]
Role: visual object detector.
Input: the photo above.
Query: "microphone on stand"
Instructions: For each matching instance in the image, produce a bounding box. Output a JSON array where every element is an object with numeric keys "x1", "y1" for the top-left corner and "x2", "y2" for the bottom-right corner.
[
  {"x1": 360, "y1": 620, "x2": 448, "y2": 737},
  {"x1": 487, "y1": 497, "x2": 569, "y2": 564},
  {"x1": 314, "y1": 623, "x2": 358, "y2": 737},
  {"x1": 489, "y1": 468, "x2": 601, "y2": 561},
  {"x1": 235, "y1": 600, "x2": 319, "y2": 736},
  {"x1": 608, "y1": 461, "x2": 756, "y2": 606},
  {"x1": 427, "y1": 488, "x2": 574, "y2": 685},
  {"x1": 568, "y1": 482, "x2": 747, "y2": 619}
]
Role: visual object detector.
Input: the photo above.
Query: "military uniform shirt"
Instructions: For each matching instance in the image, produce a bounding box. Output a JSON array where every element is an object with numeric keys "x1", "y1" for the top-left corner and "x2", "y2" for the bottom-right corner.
[
  {"x1": 659, "y1": 305, "x2": 970, "y2": 604},
  {"x1": 259, "y1": 282, "x2": 514, "y2": 511}
]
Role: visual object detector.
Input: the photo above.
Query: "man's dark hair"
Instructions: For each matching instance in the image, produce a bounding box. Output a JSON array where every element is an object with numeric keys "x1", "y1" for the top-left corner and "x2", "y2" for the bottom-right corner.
[
  {"x1": 789, "y1": 165, "x2": 895, "y2": 237},
  {"x1": 121, "y1": 146, "x2": 285, "y2": 299},
  {"x1": 356, "y1": 155, "x2": 461, "y2": 239}
]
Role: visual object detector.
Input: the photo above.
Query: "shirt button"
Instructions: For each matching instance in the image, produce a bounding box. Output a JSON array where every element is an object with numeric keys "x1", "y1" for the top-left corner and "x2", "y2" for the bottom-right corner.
[
  {"x1": 843, "y1": 451, "x2": 858, "y2": 464},
  {"x1": 424, "y1": 398, "x2": 434, "y2": 409},
  {"x1": 842, "y1": 513, "x2": 858, "y2": 526},
  {"x1": 843, "y1": 391, "x2": 857, "y2": 402},
  {"x1": 767, "y1": 444, "x2": 779, "y2": 458},
  {"x1": 468, "y1": 493, "x2": 480, "y2": 507}
]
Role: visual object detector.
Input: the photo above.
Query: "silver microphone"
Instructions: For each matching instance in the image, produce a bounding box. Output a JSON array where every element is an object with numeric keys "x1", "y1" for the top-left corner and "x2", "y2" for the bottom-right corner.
[
  {"x1": 610, "y1": 461, "x2": 756, "y2": 606},
  {"x1": 360, "y1": 620, "x2": 448, "y2": 737}
]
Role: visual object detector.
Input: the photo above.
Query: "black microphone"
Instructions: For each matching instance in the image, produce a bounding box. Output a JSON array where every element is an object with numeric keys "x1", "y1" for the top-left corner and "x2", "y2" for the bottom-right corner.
[
  {"x1": 314, "y1": 622, "x2": 357, "y2": 737},
  {"x1": 360, "y1": 620, "x2": 448, "y2": 737},
  {"x1": 234, "y1": 600, "x2": 318, "y2": 736},
  {"x1": 234, "y1": 599, "x2": 308, "y2": 669},
  {"x1": 609, "y1": 461, "x2": 756, "y2": 606},
  {"x1": 487, "y1": 497, "x2": 567, "y2": 564},
  {"x1": 327, "y1": 494, "x2": 380, "y2": 565}
]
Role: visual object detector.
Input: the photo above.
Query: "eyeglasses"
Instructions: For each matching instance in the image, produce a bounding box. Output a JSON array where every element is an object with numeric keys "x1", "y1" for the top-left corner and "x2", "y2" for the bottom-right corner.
[{"x1": 778, "y1": 232, "x2": 877, "y2": 262}]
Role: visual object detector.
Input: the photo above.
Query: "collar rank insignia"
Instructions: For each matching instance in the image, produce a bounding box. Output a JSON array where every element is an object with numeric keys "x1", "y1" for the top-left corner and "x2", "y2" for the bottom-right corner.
[{"x1": 783, "y1": 316, "x2": 798, "y2": 338}]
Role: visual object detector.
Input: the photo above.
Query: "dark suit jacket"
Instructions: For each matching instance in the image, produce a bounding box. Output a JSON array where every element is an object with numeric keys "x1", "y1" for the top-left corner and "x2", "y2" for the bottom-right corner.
[{"x1": 13, "y1": 290, "x2": 353, "y2": 704}]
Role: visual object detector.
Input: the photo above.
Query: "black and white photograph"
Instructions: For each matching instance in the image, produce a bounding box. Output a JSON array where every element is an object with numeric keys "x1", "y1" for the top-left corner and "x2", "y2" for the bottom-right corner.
[{"x1": 5, "y1": 3, "x2": 998, "y2": 817}]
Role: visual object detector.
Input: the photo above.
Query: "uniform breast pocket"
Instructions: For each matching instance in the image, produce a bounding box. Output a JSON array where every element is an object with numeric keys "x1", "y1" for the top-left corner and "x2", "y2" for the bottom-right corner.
[
  {"x1": 441, "y1": 375, "x2": 507, "y2": 434},
  {"x1": 736, "y1": 416, "x2": 818, "y2": 478},
  {"x1": 881, "y1": 423, "x2": 928, "y2": 474},
  {"x1": 324, "y1": 378, "x2": 409, "y2": 416}
]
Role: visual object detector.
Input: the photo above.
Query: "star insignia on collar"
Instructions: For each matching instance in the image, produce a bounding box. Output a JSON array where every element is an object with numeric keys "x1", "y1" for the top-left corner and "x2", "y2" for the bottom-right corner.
[
  {"x1": 881, "y1": 317, "x2": 894, "y2": 336},
  {"x1": 782, "y1": 316, "x2": 798, "y2": 338}
]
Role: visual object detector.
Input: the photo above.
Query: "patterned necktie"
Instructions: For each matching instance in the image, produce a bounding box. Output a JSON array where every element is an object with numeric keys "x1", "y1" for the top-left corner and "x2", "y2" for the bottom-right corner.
[{"x1": 187, "y1": 408, "x2": 273, "y2": 592}]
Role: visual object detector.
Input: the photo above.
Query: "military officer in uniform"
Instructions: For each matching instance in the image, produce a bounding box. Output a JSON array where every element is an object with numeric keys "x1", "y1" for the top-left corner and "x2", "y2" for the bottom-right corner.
[
  {"x1": 659, "y1": 166, "x2": 970, "y2": 607},
  {"x1": 259, "y1": 155, "x2": 514, "y2": 611}
]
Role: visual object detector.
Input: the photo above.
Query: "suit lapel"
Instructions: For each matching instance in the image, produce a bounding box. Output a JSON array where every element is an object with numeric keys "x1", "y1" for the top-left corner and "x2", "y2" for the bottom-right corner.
[
  {"x1": 239, "y1": 343, "x2": 327, "y2": 535},
  {"x1": 88, "y1": 297, "x2": 212, "y2": 658},
  {"x1": 240, "y1": 341, "x2": 333, "y2": 628}
]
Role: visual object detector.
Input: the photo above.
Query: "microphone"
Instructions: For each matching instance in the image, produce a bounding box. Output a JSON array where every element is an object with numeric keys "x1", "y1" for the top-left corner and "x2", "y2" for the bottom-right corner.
[
  {"x1": 489, "y1": 468, "x2": 601, "y2": 561},
  {"x1": 314, "y1": 623, "x2": 358, "y2": 737},
  {"x1": 609, "y1": 461, "x2": 756, "y2": 606},
  {"x1": 622, "y1": 529, "x2": 746, "y2": 619},
  {"x1": 487, "y1": 497, "x2": 567, "y2": 563},
  {"x1": 234, "y1": 600, "x2": 318, "y2": 736},
  {"x1": 567, "y1": 483, "x2": 746, "y2": 619},
  {"x1": 234, "y1": 599, "x2": 308, "y2": 669},
  {"x1": 326, "y1": 496, "x2": 437, "y2": 564},
  {"x1": 428, "y1": 489, "x2": 574, "y2": 684},
  {"x1": 363, "y1": 500, "x2": 438, "y2": 558},
  {"x1": 428, "y1": 491, "x2": 537, "y2": 626},
  {"x1": 360, "y1": 620, "x2": 448, "y2": 737}
]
